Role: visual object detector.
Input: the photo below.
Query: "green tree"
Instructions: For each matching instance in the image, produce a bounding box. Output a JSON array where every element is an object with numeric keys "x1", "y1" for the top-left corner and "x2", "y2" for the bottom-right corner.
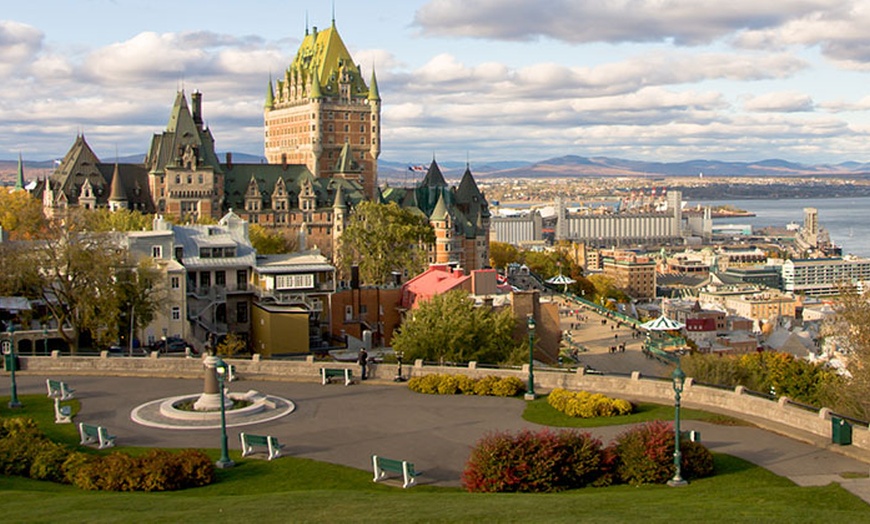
[
  {"x1": 338, "y1": 201, "x2": 434, "y2": 285},
  {"x1": 392, "y1": 290, "x2": 518, "y2": 364},
  {"x1": 249, "y1": 224, "x2": 295, "y2": 254}
]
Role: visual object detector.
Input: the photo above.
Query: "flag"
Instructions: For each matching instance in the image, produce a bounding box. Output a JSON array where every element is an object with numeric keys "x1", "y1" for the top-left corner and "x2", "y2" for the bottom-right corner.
[{"x1": 408, "y1": 165, "x2": 426, "y2": 172}]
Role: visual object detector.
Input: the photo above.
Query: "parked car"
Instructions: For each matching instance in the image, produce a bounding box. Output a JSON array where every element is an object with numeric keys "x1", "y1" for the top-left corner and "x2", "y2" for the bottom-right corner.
[{"x1": 152, "y1": 337, "x2": 197, "y2": 354}]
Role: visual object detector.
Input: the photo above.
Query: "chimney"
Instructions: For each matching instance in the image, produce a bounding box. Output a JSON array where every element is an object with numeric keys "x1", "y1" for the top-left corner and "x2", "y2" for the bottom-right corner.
[
  {"x1": 281, "y1": 153, "x2": 288, "y2": 171},
  {"x1": 191, "y1": 90, "x2": 203, "y2": 129},
  {"x1": 226, "y1": 152, "x2": 233, "y2": 170}
]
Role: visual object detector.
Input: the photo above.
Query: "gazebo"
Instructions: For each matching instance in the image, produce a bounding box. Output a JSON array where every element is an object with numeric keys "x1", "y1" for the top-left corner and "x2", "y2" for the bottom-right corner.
[
  {"x1": 640, "y1": 315, "x2": 685, "y2": 332},
  {"x1": 545, "y1": 274, "x2": 576, "y2": 293}
]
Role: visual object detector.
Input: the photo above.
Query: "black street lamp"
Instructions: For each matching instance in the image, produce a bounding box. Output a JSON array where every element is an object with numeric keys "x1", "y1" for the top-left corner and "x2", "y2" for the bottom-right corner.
[
  {"x1": 213, "y1": 357, "x2": 234, "y2": 469},
  {"x1": 3, "y1": 326, "x2": 22, "y2": 408},
  {"x1": 668, "y1": 360, "x2": 688, "y2": 487},
  {"x1": 524, "y1": 315, "x2": 536, "y2": 400}
]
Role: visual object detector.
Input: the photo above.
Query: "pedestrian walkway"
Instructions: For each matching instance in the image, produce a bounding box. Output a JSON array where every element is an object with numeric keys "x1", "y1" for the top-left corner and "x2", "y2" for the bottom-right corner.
[{"x1": 3, "y1": 374, "x2": 869, "y2": 503}]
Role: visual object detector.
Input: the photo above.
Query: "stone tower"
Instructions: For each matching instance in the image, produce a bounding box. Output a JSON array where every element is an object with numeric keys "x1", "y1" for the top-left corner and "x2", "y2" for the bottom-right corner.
[{"x1": 264, "y1": 19, "x2": 381, "y2": 199}]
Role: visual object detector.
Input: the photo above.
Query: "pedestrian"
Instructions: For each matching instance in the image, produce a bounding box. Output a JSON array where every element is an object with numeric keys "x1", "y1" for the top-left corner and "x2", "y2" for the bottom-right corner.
[{"x1": 358, "y1": 348, "x2": 368, "y2": 380}]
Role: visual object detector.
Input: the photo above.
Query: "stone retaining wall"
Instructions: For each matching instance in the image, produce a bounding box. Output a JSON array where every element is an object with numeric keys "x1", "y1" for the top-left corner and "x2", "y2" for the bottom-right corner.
[{"x1": 12, "y1": 352, "x2": 870, "y2": 456}]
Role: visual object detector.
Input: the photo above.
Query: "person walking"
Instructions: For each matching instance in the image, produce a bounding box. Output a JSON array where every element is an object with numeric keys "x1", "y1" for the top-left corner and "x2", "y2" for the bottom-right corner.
[{"x1": 358, "y1": 348, "x2": 369, "y2": 380}]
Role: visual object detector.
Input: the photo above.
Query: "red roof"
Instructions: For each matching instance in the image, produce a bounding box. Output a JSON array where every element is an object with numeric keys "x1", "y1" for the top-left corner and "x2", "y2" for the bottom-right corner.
[{"x1": 401, "y1": 264, "x2": 471, "y2": 309}]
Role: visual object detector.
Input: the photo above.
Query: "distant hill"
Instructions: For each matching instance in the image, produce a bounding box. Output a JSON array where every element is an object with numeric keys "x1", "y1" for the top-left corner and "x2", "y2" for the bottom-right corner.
[{"x1": 4, "y1": 152, "x2": 870, "y2": 186}]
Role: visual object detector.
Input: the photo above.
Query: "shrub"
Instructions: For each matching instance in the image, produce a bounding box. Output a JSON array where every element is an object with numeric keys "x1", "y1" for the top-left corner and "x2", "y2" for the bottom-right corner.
[
  {"x1": 491, "y1": 376, "x2": 525, "y2": 397},
  {"x1": 608, "y1": 421, "x2": 714, "y2": 485},
  {"x1": 462, "y1": 428, "x2": 602, "y2": 493},
  {"x1": 408, "y1": 374, "x2": 526, "y2": 397},
  {"x1": 71, "y1": 449, "x2": 215, "y2": 492},
  {"x1": 29, "y1": 440, "x2": 70, "y2": 483},
  {"x1": 547, "y1": 388, "x2": 634, "y2": 418}
]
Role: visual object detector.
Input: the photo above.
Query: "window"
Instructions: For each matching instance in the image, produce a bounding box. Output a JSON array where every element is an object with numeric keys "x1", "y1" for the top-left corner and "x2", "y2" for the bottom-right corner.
[
  {"x1": 360, "y1": 125, "x2": 365, "y2": 133},
  {"x1": 237, "y1": 302, "x2": 248, "y2": 323},
  {"x1": 170, "y1": 276, "x2": 180, "y2": 289},
  {"x1": 151, "y1": 245, "x2": 163, "y2": 258},
  {"x1": 344, "y1": 124, "x2": 349, "y2": 132},
  {"x1": 345, "y1": 305, "x2": 353, "y2": 321},
  {"x1": 174, "y1": 246, "x2": 183, "y2": 260},
  {"x1": 215, "y1": 271, "x2": 226, "y2": 287},
  {"x1": 171, "y1": 306, "x2": 181, "y2": 321},
  {"x1": 360, "y1": 305, "x2": 368, "y2": 315},
  {"x1": 200, "y1": 272, "x2": 211, "y2": 289}
]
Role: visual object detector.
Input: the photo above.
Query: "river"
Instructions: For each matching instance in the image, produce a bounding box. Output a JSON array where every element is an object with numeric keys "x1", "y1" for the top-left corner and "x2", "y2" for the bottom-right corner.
[{"x1": 697, "y1": 197, "x2": 870, "y2": 257}]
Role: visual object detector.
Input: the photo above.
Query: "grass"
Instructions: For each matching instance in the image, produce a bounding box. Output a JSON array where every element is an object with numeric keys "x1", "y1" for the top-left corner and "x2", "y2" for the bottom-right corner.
[
  {"x1": 1, "y1": 395, "x2": 867, "y2": 523},
  {"x1": 523, "y1": 395, "x2": 749, "y2": 428}
]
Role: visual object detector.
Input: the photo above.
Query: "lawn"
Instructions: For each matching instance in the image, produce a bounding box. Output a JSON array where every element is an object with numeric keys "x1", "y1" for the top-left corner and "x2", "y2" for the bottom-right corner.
[
  {"x1": 1, "y1": 395, "x2": 867, "y2": 523},
  {"x1": 522, "y1": 395, "x2": 748, "y2": 428}
]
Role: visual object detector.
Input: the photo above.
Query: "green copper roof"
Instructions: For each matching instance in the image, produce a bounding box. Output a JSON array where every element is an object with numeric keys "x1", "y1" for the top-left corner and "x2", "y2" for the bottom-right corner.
[
  {"x1": 368, "y1": 68, "x2": 380, "y2": 101},
  {"x1": 14, "y1": 153, "x2": 24, "y2": 191},
  {"x1": 289, "y1": 23, "x2": 369, "y2": 99},
  {"x1": 430, "y1": 191, "x2": 449, "y2": 221},
  {"x1": 265, "y1": 76, "x2": 275, "y2": 109}
]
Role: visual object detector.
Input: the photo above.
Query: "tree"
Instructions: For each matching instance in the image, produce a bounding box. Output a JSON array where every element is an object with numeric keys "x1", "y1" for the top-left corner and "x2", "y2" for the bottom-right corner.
[
  {"x1": 0, "y1": 189, "x2": 47, "y2": 240},
  {"x1": 489, "y1": 241, "x2": 520, "y2": 270},
  {"x1": 115, "y1": 257, "x2": 164, "y2": 351},
  {"x1": 249, "y1": 224, "x2": 295, "y2": 254},
  {"x1": 338, "y1": 201, "x2": 435, "y2": 285},
  {"x1": 81, "y1": 208, "x2": 153, "y2": 232},
  {"x1": 14, "y1": 212, "x2": 126, "y2": 353},
  {"x1": 823, "y1": 289, "x2": 870, "y2": 419},
  {"x1": 392, "y1": 290, "x2": 519, "y2": 364},
  {"x1": 216, "y1": 333, "x2": 247, "y2": 356}
]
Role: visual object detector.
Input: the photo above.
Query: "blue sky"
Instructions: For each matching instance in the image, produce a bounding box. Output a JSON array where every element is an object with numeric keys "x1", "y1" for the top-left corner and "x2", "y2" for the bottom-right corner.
[{"x1": 4, "y1": 0, "x2": 870, "y2": 165}]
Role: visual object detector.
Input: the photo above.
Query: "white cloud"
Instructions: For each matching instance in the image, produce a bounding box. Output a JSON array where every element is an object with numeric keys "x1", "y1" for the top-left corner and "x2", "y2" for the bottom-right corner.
[
  {"x1": 414, "y1": 0, "x2": 842, "y2": 46},
  {"x1": 742, "y1": 91, "x2": 815, "y2": 112}
]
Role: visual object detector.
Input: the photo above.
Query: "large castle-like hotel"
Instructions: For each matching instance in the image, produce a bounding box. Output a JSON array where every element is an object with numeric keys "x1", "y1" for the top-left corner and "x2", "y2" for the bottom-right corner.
[{"x1": 39, "y1": 20, "x2": 490, "y2": 271}]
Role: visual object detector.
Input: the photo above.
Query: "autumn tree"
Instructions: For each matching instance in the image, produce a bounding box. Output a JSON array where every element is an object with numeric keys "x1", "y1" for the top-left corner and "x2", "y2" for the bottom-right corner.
[
  {"x1": 392, "y1": 290, "x2": 519, "y2": 364},
  {"x1": 81, "y1": 208, "x2": 153, "y2": 232},
  {"x1": 823, "y1": 289, "x2": 870, "y2": 419},
  {"x1": 489, "y1": 241, "x2": 520, "y2": 270},
  {"x1": 249, "y1": 224, "x2": 295, "y2": 254},
  {"x1": 11, "y1": 212, "x2": 126, "y2": 352},
  {"x1": 338, "y1": 201, "x2": 435, "y2": 285},
  {"x1": 0, "y1": 189, "x2": 47, "y2": 240},
  {"x1": 115, "y1": 256, "x2": 164, "y2": 351},
  {"x1": 216, "y1": 333, "x2": 247, "y2": 356}
]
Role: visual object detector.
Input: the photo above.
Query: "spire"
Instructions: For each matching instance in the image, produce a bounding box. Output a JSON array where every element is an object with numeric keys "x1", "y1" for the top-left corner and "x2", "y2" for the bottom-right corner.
[
  {"x1": 431, "y1": 191, "x2": 449, "y2": 221},
  {"x1": 13, "y1": 153, "x2": 24, "y2": 191},
  {"x1": 305, "y1": 10, "x2": 309, "y2": 36},
  {"x1": 265, "y1": 75, "x2": 275, "y2": 109},
  {"x1": 333, "y1": 183, "x2": 346, "y2": 209},
  {"x1": 310, "y1": 74, "x2": 322, "y2": 99},
  {"x1": 368, "y1": 67, "x2": 380, "y2": 101},
  {"x1": 331, "y1": 0, "x2": 336, "y2": 27},
  {"x1": 108, "y1": 161, "x2": 127, "y2": 204}
]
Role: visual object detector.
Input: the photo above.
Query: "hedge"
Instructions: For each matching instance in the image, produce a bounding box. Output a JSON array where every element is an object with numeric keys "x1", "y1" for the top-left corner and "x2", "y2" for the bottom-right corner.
[
  {"x1": 547, "y1": 388, "x2": 633, "y2": 418},
  {"x1": 408, "y1": 374, "x2": 525, "y2": 397}
]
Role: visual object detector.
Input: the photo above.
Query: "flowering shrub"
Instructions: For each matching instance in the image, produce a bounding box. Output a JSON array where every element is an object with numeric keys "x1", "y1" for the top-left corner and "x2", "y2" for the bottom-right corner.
[
  {"x1": 547, "y1": 388, "x2": 633, "y2": 418},
  {"x1": 408, "y1": 374, "x2": 525, "y2": 397},
  {"x1": 462, "y1": 429, "x2": 603, "y2": 492},
  {"x1": 607, "y1": 420, "x2": 714, "y2": 485}
]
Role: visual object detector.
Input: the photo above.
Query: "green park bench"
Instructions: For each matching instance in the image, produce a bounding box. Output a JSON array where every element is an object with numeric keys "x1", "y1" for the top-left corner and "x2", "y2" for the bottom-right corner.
[
  {"x1": 78, "y1": 423, "x2": 116, "y2": 449},
  {"x1": 240, "y1": 432, "x2": 285, "y2": 460},
  {"x1": 321, "y1": 367, "x2": 353, "y2": 386},
  {"x1": 46, "y1": 379, "x2": 75, "y2": 401},
  {"x1": 54, "y1": 398, "x2": 72, "y2": 424},
  {"x1": 372, "y1": 455, "x2": 419, "y2": 488},
  {"x1": 680, "y1": 430, "x2": 701, "y2": 442}
]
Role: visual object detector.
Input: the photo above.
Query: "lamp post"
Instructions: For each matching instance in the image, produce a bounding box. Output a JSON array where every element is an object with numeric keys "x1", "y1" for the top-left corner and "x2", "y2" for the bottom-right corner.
[
  {"x1": 4, "y1": 326, "x2": 22, "y2": 408},
  {"x1": 42, "y1": 324, "x2": 49, "y2": 356},
  {"x1": 668, "y1": 360, "x2": 687, "y2": 487},
  {"x1": 524, "y1": 315, "x2": 536, "y2": 400},
  {"x1": 213, "y1": 357, "x2": 234, "y2": 469}
]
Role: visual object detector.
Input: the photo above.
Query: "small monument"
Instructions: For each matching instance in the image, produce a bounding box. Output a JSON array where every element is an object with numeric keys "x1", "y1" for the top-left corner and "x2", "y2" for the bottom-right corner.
[{"x1": 194, "y1": 355, "x2": 232, "y2": 411}]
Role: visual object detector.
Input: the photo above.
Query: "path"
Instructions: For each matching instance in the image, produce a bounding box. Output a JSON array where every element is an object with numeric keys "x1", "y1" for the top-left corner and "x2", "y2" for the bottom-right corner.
[{"x1": 3, "y1": 374, "x2": 868, "y2": 503}]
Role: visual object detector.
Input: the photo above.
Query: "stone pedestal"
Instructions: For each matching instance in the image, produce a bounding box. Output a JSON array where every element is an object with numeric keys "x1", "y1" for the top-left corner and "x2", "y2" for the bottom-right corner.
[{"x1": 194, "y1": 355, "x2": 231, "y2": 411}]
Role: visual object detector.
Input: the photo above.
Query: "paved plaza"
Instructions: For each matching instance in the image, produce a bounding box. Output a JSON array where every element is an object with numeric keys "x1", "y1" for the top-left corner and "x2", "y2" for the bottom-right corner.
[{"x1": 3, "y1": 373, "x2": 869, "y2": 504}]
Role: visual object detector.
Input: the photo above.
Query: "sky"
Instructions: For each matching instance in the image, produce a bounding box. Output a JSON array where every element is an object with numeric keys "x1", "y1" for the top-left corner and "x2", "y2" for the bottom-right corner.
[{"x1": 5, "y1": 0, "x2": 870, "y2": 165}]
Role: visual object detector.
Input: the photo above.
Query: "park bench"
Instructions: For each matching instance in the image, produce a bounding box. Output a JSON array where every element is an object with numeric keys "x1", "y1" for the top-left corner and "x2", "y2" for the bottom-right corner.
[
  {"x1": 372, "y1": 455, "x2": 419, "y2": 488},
  {"x1": 321, "y1": 367, "x2": 353, "y2": 386},
  {"x1": 46, "y1": 379, "x2": 75, "y2": 401},
  {"x1": 54, "y1": 398, "x2": 72, "y2": 424},
  {"x1": 680, "y1": 430, "x2": 701, "y2": 442},
  {"x1": 239, "y1": 432, "x2": 284, "y2": 460},
  {"x1": 78, "y1": 423, "x2": 116, "y2": 449}
]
